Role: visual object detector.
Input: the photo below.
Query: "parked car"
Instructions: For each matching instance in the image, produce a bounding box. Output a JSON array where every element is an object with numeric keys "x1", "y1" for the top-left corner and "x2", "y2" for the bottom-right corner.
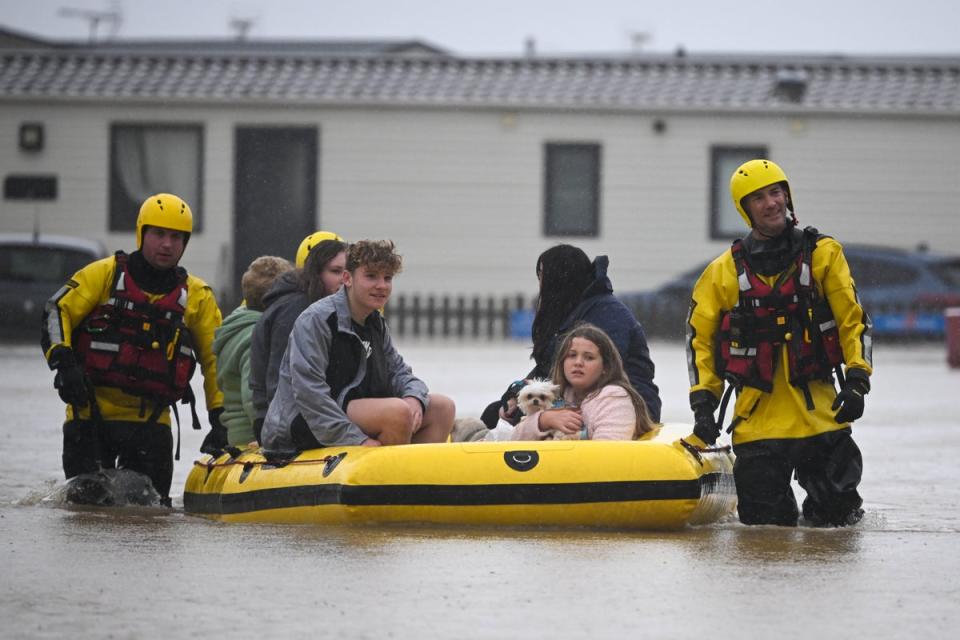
[
  {"x1": 0, "y1": 233, "x2": 108, "y2": 342},
  {"x1": 620, "y1": 244, "x2": 960, "y2": 340}
]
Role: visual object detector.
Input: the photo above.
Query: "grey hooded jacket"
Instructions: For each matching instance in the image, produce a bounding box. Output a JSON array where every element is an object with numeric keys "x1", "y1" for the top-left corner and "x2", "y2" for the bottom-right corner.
[{"x1": 261, "y1": 287, "x2": 429, "y2": 454}]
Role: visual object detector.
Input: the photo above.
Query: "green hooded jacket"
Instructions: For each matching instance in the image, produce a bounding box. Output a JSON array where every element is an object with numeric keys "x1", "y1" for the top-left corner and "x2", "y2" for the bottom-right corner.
[{"x1": 212, "y1": 305, "x2": 262, "y2": 446}]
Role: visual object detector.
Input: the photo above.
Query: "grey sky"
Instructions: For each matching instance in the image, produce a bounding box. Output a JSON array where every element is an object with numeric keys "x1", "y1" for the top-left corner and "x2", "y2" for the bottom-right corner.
[{"x1": 2, "y1": 0, "x2": 958, "y2": 56}]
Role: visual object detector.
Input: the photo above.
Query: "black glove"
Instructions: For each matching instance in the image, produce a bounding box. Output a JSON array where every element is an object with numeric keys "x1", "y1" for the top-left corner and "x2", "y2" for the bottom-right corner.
[
  {"x1": 500, "y1": 379, "x2": 526, "y2": 425},
  {"x1": 832, "y1": 372, "x2": 869, "y2": 424},
  {"x1": 482, "y1": 380, "x2": 526, "y2": 429},
  {"x1": 200, "y1": 407, "x2": 228, "y2": 455},
  {"x1": 50, "y1": 347, "x2": 90, "y2": 407},
  {"x1": 691, "y1": 390, "x2": 720, "y2": 446}
]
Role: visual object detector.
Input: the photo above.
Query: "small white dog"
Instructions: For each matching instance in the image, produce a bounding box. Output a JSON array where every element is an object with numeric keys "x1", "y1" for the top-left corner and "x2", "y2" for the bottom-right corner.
[
  {"x1": 516, "y1": 378, "x2": 560, "y2": 417},
  {"x1": 516, "y1": 379, "x2": 579, "y2": 441}
]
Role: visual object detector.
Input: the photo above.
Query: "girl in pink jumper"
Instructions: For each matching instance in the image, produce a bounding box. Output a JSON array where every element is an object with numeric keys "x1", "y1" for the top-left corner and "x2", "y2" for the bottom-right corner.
[{"x1": 512, "y1": 324, "x2": 655, "y2": 441}]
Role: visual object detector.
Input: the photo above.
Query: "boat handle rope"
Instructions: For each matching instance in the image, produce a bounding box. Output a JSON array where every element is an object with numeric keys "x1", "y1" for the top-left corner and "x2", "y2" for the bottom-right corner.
[
  {"x1": 678, "y1": 439, "x2": 732, "y2": 466},
  {"x1": 193, "y1": 454, "x2": 341, "y2": 470}
]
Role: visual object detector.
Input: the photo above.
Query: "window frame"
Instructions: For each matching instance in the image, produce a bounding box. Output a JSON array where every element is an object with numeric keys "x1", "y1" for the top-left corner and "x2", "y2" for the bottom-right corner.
[
  {"x1": 108, "y1": 122, "x2": 205, "y2": 234},
  {"x1": 710, "y1": 144, "x2": 768, "y2": 240},
  {"x1": 543, "y1": 142, "x2": 601, "y2": 237}
]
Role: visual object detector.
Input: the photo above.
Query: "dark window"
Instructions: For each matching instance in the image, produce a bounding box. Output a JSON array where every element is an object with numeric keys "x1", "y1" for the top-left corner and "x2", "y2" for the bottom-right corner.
[
  {"x1": 4, "y1": 175, "x2": 57, "y2": 200},
  {"x1": 109, "y1": 123, "x2": 203, "y2": 233},
  {"x1": 710, "y1": 145, "x2": 768, "y2": 239},
  {"x1": 544, "y1": 143, "x2": 600, "y2": 236}
]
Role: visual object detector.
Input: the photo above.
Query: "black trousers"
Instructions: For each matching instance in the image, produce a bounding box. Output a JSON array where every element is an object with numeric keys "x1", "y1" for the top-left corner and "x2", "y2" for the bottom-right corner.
[
  {"x1": 733, "y1": 428, "x2": 863, "y2": 527},
  {"x1": 62, "y1": 419, "x2": 174, "y2": 499}
]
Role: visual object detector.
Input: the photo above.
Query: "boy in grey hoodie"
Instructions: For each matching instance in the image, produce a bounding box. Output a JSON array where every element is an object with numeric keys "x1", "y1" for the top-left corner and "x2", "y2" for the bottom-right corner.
[{"x1": 261, "y1": 240, "x2": 455, "y2": 455}]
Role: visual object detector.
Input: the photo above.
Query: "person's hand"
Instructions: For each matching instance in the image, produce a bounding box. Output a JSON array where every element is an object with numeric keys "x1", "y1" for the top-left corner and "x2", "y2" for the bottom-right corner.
[
  {"x1": 498, "y1": 397, "x2": 520, "y2": 423},
  {"x1": 692, "y1": 406, "x2": 720, "y2": 446},
  {"x1": 499, "y1": 379, "x2": 528, "y2": 425},
  {"x1": 50, "y1": 347, "x2": 90, "y2": 407},
  {"x1": 200, "y1": 407, "x2": 228, "y2": 455},
  {"x1": 690, "y1": 391, "x2": 720, "y2": 446},
  {"x1": 361, "y1": 437, "x2": 382, "y2": 447},
  {"x1": 539, "y1": 408, "x2": 583, "y2": 435},
  {"x1": 402, "y1": 397, "x2": 424, "y2": 432},
  {"x1": 833, "y1": 375, "x2": 869, "y2": 424}
]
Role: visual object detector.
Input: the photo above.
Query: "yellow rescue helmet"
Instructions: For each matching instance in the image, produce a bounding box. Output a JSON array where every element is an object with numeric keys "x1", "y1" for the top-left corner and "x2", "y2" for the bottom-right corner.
[
  {"x1": 296, "y1": 230, "x2": 344, "y2": 268},
  {"x1": 729, "y1": 159, "x2": 794, "y2": 228},
  {"x1": 136, "y1": 193, "x2": 193, "y2": 248}
]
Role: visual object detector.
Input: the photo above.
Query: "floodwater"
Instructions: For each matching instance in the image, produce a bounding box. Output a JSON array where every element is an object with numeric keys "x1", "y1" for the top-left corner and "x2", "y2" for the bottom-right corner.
[{"x1": 2, "y1": 340, "x2": 959, "y2": 639}]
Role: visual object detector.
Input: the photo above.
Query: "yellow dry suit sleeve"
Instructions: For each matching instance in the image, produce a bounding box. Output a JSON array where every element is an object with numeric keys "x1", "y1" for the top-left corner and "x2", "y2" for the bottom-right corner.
[
  {"x1": 686, "y1": 253, "x2": 739, "y2": 403},
  {"x1": 42, "y1": 257, "x2": 116, "y2": 360},
  {"x1": 812, "y1": 237, "x2": 874, "y2": 376},
  {"x1": 184, "y1": 276, "x2": 225, "y2": 410}
]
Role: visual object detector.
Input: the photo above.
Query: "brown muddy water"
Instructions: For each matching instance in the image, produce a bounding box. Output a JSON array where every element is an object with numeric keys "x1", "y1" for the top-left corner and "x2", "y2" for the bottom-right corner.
[{"x1": 2, "y1": 341, "x2": 958, "y2": 639}]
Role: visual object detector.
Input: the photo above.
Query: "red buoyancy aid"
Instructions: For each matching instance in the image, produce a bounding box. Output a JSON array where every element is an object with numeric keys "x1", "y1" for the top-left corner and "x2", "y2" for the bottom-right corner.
[
  {"x1": 72, "y1": 251, "x2": 197, "y2": 407},
  {"x1": 717, "y1": 228, "x2": 844, "y2": 394}
]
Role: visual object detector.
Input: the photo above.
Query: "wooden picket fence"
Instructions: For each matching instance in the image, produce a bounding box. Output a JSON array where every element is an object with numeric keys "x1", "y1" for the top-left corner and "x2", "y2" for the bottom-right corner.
[{"x1": 385, "y1": 293, "x2": 536, "y2": 339}]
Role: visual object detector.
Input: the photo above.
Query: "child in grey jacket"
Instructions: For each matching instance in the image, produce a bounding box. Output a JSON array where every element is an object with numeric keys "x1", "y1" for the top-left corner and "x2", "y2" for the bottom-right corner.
[{"x1": 261, "y1": 240, "x2": 455, "y2": 455}]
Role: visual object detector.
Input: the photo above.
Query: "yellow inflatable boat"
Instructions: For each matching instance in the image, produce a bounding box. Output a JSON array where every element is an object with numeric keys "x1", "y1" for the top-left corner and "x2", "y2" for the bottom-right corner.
[{"x1": 183, "y1": 424, "x2": 736, "y2": 530}]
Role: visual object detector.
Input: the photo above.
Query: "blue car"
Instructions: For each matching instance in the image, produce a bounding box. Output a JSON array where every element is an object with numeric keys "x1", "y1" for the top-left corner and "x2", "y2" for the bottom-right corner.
[{"x1": 620, "y1": 244, "x2": 960, "y2": 339}]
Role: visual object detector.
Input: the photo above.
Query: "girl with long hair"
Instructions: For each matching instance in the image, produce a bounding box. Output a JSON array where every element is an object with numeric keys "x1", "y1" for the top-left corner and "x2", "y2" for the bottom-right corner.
[{"x1": 512, "y1": 323, "x2": 654, "y2": 440}]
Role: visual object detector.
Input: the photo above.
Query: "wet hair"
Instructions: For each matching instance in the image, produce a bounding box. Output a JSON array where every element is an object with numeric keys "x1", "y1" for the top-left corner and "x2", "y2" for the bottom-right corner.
[
  {"x1": 548, "y1": 323, "x2": 654, "y2": 437},
  {"x1": 531, "y1": 244, "x2": 594, "y2": 367},
  {"x1": 346, "y1": 240, "x2": 403, "y2": 275},
  {"x1": 301, "y1": 239, "x2": 348, "y2": 302},
  {"x1": 242, "y1": 256, "x2": 294, "y2": 311}
]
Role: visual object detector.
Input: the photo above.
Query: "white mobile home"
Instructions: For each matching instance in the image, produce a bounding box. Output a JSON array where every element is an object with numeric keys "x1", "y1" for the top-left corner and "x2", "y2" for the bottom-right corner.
[{"x1": 2, "y1": 36, "x2": 959, "y2": 309}]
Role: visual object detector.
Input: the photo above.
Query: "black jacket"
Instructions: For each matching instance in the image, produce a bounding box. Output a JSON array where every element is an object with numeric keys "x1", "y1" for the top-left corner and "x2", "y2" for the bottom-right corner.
[
  {"x1": 249, "y1": 270, "x2": 309, "y2": 422},
  {"x1": 483, "y1": 256, "x2": 661, "y2": 426},
  {"x1": 534, "y1": 256, "x2": 661, "y2": 421}
]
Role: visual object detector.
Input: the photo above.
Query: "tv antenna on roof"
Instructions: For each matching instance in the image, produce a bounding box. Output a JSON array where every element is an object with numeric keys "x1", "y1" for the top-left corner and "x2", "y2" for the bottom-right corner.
[
  {"x1": 228, "y1": 16, "x2": 256, "y2": 41},
  {"x1": 59, "y1": 2, "x2": 122, "y2": 43},
  {"x1": 628, "y1": 31, "x2": 653, "y2": 53}
]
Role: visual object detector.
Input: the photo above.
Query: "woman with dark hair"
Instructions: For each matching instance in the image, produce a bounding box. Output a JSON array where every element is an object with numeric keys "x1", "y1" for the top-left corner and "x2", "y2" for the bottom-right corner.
[
  {"x1": 481, "y1": 244, "x2": 661, "y2": 428},
  {"x1": 248, "y1": 237, "x2": 348, "y2": 442}
]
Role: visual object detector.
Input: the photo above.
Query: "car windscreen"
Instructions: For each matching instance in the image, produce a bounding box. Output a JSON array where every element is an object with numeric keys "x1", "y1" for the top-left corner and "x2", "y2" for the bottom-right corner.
[
  {"x1": 0, "y1": 245, "x2": 98, "y2": 283},
  {"x1": 931, "y1": 259, "x2": 960, "y2": 288}
]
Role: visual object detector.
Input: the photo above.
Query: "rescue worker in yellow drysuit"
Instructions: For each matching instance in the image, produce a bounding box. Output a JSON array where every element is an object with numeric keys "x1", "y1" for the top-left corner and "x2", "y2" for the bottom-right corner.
[
  {"x1": 685, "y1": 159, "x2": 873, "y2": 526},
  {"x1": 41, "y1": 193, "x2": 224, "y2": 506}
]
